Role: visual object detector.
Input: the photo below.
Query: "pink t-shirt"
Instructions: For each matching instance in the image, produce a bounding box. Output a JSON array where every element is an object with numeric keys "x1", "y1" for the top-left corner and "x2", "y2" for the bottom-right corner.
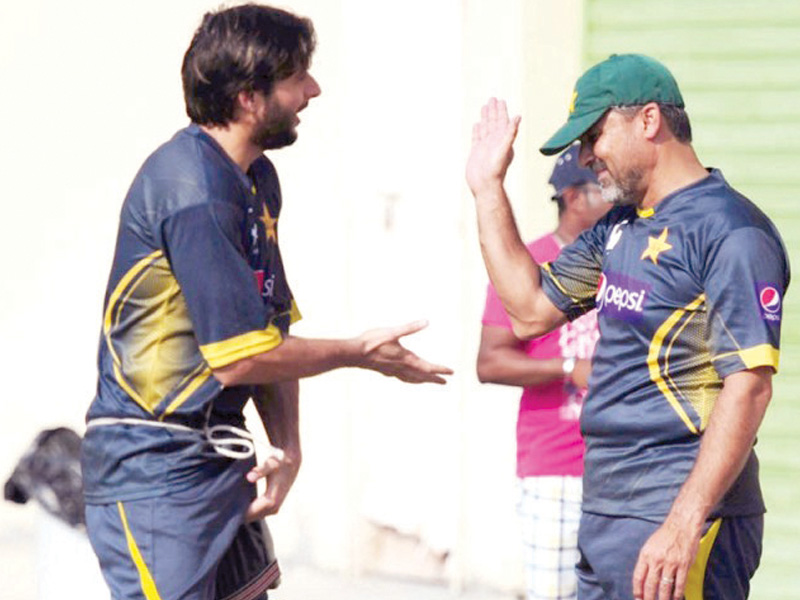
[{"x1": 481, "y1": 233, "x2": 599, "y2": 477}]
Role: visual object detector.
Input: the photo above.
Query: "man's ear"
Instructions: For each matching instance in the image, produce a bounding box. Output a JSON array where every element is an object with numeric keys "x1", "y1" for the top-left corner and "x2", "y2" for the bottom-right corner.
[
  {"x1": 562, "y1": 186, "x2": 581, "y2": 211},
  {"x1": 640, "y1": 102, "x2": 663, "y2": 141},
  {"x1": 236, "y1": 89, "x2": 258, "y2": 118}
]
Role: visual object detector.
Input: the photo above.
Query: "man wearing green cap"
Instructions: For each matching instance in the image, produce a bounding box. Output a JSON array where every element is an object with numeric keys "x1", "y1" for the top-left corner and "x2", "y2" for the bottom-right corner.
[{"x1": 466, "y1": 54, "x2": 789, "y2": 600}]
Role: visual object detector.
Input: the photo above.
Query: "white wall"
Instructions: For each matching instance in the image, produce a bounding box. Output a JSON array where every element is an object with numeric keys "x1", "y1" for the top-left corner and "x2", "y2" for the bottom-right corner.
[{"x1": 0, "y1": 1, "x2": 583, "y2": 597}]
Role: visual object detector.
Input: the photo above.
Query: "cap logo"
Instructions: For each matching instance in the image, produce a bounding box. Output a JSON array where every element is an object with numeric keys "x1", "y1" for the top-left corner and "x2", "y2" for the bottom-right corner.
[{"x1": 569, "y1": 91, "x2": 578, "y2": 114}]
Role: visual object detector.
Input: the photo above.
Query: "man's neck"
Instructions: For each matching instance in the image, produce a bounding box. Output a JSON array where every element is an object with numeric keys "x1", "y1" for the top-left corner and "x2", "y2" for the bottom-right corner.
[
  {"x1": 200, "y1": 123, "x2": 262, "y2": 173},
  {"x1": 641, "y1": 142, "x2": 709, "y2": 209}
]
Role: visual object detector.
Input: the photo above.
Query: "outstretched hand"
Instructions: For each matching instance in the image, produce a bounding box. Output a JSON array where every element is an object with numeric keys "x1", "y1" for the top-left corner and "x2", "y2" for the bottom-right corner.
[
  {"x1": 465, "y1": 97, "x2": 521, "y2": 196},
  {"x1": 357, "y1": 320, "x2": 453, "y2": 384}
]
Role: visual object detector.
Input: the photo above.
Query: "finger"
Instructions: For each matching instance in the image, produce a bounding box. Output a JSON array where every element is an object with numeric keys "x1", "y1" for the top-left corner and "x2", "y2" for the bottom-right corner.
[
  {"x1": 643, "y1": 568, "x2": 660, "y2": 600},
  {"x1": 510, "y1": 114, "x2": 522, "y2": 139},
  {"x1": 478, "y1": 110, "x2": 489, "y2": 141},
  {"x1": 487, "y1": 97, "x2": 498, "y2": 124},
  {"x1": 246, "y1": 456, "x2": 282, "y2": 483},
  {"x1": 672, "y1": 567, "x2": 688, "y2": 600},
  {"x1": 657, "y1": 573, "x2": 675, "y2": 600},
  {"x1": 397, "y1": 370, "x2": 447, "y2": 385},
  {"x1": 400, "y1": 354, "x2": 454, "y2": 383},
  {"x1": 402, "y1": 349, "x2": 453, "y2": 373},
  {"x1": 387, "y1": 319, "x2": 429, "y2": 341},
  {"x1": 497, "y1": 99, "x2": 509, "y2": 126},
  {"x1": 632, "y1": 558, "x2": 648, "y2": 600},
  {"x1": 418, "y1": 361, "x2": 454, "y2": 377}
]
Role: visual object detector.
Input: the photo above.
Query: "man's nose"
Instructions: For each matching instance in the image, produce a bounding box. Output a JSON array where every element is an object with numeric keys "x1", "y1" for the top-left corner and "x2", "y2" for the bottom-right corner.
[{"x1": 306, "y1": 73, "x2": 321, "y2": 98}]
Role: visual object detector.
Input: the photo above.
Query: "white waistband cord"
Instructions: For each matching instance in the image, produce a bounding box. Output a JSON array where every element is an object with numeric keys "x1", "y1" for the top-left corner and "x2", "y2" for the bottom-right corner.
[{"x1": 86, "y1": 413, "x2": 284, "y2": 462}]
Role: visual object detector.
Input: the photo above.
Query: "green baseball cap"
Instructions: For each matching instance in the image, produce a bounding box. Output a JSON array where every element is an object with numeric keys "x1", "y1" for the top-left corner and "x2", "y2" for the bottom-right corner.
[{"x1": 540, "y1": 53, "x2": 684, "y2": 156}]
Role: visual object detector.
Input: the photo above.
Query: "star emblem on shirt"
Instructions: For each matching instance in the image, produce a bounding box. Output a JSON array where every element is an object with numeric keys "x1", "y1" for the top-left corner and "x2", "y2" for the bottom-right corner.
[
  {"x1": 259, "y1": 203, "x2": 278, "y2": 243},
  {"x1": 640, "y1": 227, "x2": 672, "y2": 265}
]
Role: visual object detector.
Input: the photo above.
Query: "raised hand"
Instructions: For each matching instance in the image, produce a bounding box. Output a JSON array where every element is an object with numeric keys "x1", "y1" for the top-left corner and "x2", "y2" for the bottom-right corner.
[
  {"x1": 465, "y1": 97, "x2": 522, "y2": 196},
  {"x1": 356, "y1": 320, "x2": 453, "y2": 384}
]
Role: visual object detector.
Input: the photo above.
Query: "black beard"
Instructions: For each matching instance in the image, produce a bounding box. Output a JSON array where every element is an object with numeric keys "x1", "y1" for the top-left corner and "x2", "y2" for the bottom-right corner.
[
  {"x1": 252, "y1": 126, "x2": 297, "y2": 150},
  {"x1": 251, "y1": 114, "x2": 297, "y2": 150}
]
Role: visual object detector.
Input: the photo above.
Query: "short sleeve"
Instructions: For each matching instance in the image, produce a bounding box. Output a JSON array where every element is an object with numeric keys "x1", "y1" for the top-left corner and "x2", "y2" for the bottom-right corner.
[
  {"x1": 541, "y1": 220, "x2": 608, "y2": 321},
  {"x1": 705, "y1": 226, "x2": 789, "y2": 377},
  {"x1": 162, "y1": 202, "x2": 283, "y2": 369}
]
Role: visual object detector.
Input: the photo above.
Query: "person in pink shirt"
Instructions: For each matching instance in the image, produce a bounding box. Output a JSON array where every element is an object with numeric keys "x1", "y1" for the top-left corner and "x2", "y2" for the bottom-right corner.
[{"x1": 477, "y1": 145, "x2": 609, "y2": 600}]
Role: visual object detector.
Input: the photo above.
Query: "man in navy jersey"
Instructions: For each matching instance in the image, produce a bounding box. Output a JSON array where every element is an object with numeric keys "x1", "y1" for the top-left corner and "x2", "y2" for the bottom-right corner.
[
  {"x1": 82, "y1": 5, "x2": 451, "y2": 600},
  {"x1": 466, "y1": 54, "x2": 789, "y2": 600}
]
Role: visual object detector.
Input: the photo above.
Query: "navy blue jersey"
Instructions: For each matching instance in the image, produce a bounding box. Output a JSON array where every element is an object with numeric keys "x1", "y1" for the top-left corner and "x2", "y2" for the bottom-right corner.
[
  {"x1": 541, "y1": 170, "x2": 789, "y2": 519},
  {"x1": 82, "y1": 125, "x2": 300, "y2": 503}
]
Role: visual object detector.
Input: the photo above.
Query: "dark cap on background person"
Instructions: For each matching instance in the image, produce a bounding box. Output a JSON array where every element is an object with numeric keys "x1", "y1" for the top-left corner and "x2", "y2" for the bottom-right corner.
[
  {"x1": 549, "y1": 145, "x2": 598, "y2": 200},
  {"x1": 540, "y1": 53, "x2": 684, "y2": 156}
]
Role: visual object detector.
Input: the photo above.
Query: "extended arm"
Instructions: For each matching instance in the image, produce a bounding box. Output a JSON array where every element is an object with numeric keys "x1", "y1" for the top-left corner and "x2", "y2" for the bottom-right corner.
[
  {"x1": 476, "y1": 325, "x2": 591, "y2": 388},
  {"x1": 632, "y1": 366, "x2": 773, "y2": 600},
  {"x1": 214, "y1": 320, "x2": 453, "y2": 387},
  {"x1": 466, "y1": 98, "x2": 566, "y2": 339},
  {"x1": 244, "y1": 380, "x2": 301, "y2": 521}
]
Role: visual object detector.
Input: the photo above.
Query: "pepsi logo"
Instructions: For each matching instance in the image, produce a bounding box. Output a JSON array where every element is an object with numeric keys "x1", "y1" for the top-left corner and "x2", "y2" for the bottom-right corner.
[
  {"x1": 596, "y1": 273, "x2": 607, "y2": 304},
  {"x1": 594, "y1": 270, "x2": 649, "y2": 322},
  {"x1": 760, "y1": 286, "x2": 781, "y2": 314}
]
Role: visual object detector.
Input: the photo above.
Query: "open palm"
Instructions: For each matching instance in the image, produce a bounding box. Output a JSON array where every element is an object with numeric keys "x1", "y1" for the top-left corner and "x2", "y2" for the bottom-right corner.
[{"x1": 465, "y1": 97, "x2": 521, "y2": 195}]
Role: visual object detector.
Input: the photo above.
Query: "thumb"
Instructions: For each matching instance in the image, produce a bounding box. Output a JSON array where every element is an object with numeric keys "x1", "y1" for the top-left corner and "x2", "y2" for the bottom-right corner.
[
  {"x1": 388, "y1": 319, "x2": 429, "y2": 341},
  {"x1": 506, "y1": 115, "x2": 521, "y2": 145}
]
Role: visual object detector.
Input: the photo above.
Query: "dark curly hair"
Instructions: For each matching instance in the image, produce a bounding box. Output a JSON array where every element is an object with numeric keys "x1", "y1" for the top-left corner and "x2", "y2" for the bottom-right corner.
[{"x1": 181, "y1": 3, "x2": 316, "y2": 126}]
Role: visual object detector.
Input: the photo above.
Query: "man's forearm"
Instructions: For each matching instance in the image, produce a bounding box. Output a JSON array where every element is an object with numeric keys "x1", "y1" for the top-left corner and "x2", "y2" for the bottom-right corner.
[
  {"x1": 474, "y1": 185, "x2": 564, "y2": 339},
  {"x1": 254, "y1": 380, "x2": 301, "y2": 458},
  {"x1": 632, "y1": 367, "x2": 773, "y2": 599},
  {"x1": 214, "y1": 321, "x2": 451, "y2": 388},
  {"x1": 475, "y1": 185, "x2": 546, "y2": 333},
  {"x1": 215, "y1": 335, "x2": 359, "y2": 387},
  {"x1": 664, "y1": 367, "x2": 772, "y2": 529},
  {"x1": 477, "y1": 353, "x2": 565, "y2": 387}
]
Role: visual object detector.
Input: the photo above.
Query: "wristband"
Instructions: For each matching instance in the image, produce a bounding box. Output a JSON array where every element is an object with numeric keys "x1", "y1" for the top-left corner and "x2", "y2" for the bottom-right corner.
[{"x1": 562, "y1": 357, "x2": 576, "y2": 376}]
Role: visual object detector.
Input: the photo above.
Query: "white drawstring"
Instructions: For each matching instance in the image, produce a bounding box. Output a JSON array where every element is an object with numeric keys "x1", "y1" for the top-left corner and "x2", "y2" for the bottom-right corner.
[{"x1": 86, "y1": 407, "x2": 284, "y2": 462}]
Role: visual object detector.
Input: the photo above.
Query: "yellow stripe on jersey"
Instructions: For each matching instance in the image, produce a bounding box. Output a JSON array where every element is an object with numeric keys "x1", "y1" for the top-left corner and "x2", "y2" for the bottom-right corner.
[
  {"x1": 161, "y1": 364, "x2": 214, "y2": 418},
  {"x1": 648, "y1": 294, "x2": 707, "y2": 434},
  {"x1": 112, "y1": 362, "x2": 151, "y2": 415},
  {"x1": 103, "y1": 251, "x2": 165, "y2": 414},
  {"x1": 200, "y1": 324, "x2": 284, "y2": 369},
  {"x1": 713, "y1": 344, "x2": 780, "y2": 372},
  {"x1": 685, "y1": 518, "x2": 722, "y2": 600},
  {"x1": 104, "y1": 250, "x2": 164, "y2": 334},
  {"x1": 290, "y1": 299, "x2": 302, "y2": 324},
  {"x1": 117, "y1": 502, "x2": 163, "y2": 600},
  {"x1": 540, "y1": 262, "x2": 582, "y2": 304}
]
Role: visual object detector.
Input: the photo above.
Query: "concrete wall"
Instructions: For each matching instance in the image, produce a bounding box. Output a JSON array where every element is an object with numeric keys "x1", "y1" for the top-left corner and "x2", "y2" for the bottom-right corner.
[{"x1": 0, "y1": 1, "x2": 583, "y2": 597}]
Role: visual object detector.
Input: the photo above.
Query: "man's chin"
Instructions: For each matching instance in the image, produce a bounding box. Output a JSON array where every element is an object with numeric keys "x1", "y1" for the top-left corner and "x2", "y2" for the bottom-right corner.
[
  {"x1": 258, "y1": 130, "x2": 298, "y2": 151},
  {"x1": 601, "y1": 184, "x2": 636, "y2": 207}
]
